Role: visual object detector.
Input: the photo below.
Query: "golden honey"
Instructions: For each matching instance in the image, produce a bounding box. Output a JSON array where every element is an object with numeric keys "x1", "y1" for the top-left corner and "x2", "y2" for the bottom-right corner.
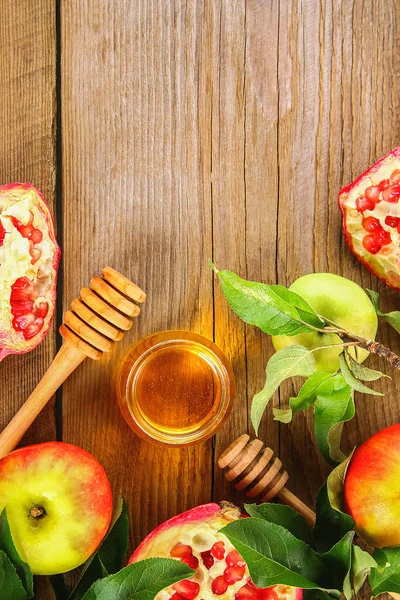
[{"x1": 116, "y1": 331, "x2": 235, "y2": 446}]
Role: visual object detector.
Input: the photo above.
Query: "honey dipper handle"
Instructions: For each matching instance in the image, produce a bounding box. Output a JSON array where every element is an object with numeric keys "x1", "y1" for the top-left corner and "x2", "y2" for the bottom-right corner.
[
  {"x1": 278, "y1": 487, "x2": 316, "y2": 527},
  {"x1": 0, "y1": 342, "x2": 85, "y2": 459}
]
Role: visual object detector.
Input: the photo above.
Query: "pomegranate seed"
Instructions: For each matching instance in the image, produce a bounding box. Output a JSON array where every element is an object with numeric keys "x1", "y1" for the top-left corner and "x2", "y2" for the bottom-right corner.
[
  {"x1": 385, "y1": 216, "x2": 400, "y2": 228},
  {"x1": 365, "y1": 185, "x2": 380, "y2": 203},
  {"x1": 170, "y1": 594, "x2": 186, "y2": 600},
  {"x1": 170, "y1": 544, "x2": 193, "y2": 559},
  {"x1": 235, "y1": 584, "x2": 258, "y2": 600},
  {"x1": 172, "y1": 580, "x2": 200, "y2": 600},
  {"x1": 23, "y1": 317, "x2": 44, "y2": 340},
  {"x1": 258, "y1": 588, "x2": 279, "y2": 600},
  {"x1": 212, "y1": 576, "x2": 229, "y2": 595},
  {"x1": 378, "y1": 179, "x2": 390, "y2": 191},
  {"x1": 382, "y1": 185, "x2": 400, "y2": 203},
  {"x1": 362, "y1": 234, "x2": 381, "y2": 254},
  {"x1": 201, "y1": 550, "x2": 214, "y2": 569},
  {"x1": 0, "y1": 222, "x2": 5, "y2": 246},
  {"x1": 224, "y1": 564, "x2": 246, "y2": 584},
  {"x1": 11, "y1": 301, "x2": 34, "y2": 316},
  {"x1": 225, "y1": 550, "x2": 245, "y2": 567},
  {"x1": 355, "y1": 195, "x2": 375, "y2": 212},
  {"x1": 362, "y1": 216, "x2": 381, "y2": 232},
  {"x1": 374, "y1": 228, "x2": 392, "y2": 246},
  {"x1": 31, "y1": 228, "x2": 43, "y2": 244},
  {"x1": 18, "y1": 224, "x2": 34, "y2": 238},
  {"x1": 34, "y1": 302, "x2": 49, "y2": 319},
  {"x1": 181, "y1": 554, "x2": 199, "y2": 569},
  {"x1": 30, "y1": 248, "x2": 42, "y2": 264},
  {"x1": 10, "y1": 216, "x2": 24, "y2": 229},
  {"x1": 211, "y1": 541, "x2": 225, "y2": 560},
  {"x1": 12, "y1": 313, "x2": 35, "y2": 332},
  {"x1": 12, "y1": 276, "x2": 32, "y2": 290},
  {"x1": 390, "y1": 169, "x2": 400, "y2": 184}
]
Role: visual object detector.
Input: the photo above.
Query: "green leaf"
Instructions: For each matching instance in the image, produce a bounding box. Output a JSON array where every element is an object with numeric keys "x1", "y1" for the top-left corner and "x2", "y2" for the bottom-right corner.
[
  {"x1": 370, "y1": 548, "x2": 400, "y2": 596},
  {"x1": 368, "y1": 289, "x2": 400, "y2": 333},
  {"x1": 220, "y1": 518, "x2": 342, "y2": 595},
  {"x1": 326, "y1": 453, "x2": 353, "y2": 514},
  {"x1": 349, "y1": 546, "x2": 376, "y2": 597},
  {"x1": 345, "y1": 353, "x2": 389, "y2": 382},
  {"x1": 252, "y1": 345, "x2": 316, "y2": 434},
  {"x1": 244, "y1": 503, "x2": 313, "y2": 545},
  {"x1": 313, "y1": 483, "x2": 354, "y2": 554},
  {"x1": 0, "y1": 549, "x2": 27, "y2": 600},
  {"x1": 68, "y1": 499, "x2": 130, "y2": 600},
  {"x1": 0, "y1": 509, "x2": 33, "y2": 598},
  {"x1": 214, "y1": 268, "x2": 325, "y2": 335},
  {"x1": 313, "y1": 375, "x2": 354, "y2": 464},
  {"x1": 322, "y1": 532, "x2": 354, "y2": 600},
  {"x1": 81, "y1": 558, "x2": 194, "y2": 600},
  {"x1": 339, "y1": 353, "x2": 383, "y2": 396}
]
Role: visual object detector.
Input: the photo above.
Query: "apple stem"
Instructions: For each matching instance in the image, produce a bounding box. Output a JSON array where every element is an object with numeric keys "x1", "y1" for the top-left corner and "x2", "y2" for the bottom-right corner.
[{"x1": 30, "y1": 506, "x2": 46, "y2": 519}]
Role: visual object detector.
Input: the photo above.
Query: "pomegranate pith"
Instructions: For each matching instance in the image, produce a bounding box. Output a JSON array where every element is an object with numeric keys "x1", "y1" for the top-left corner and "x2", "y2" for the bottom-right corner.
[
  {"x1": 129, "y1": 503, "x2": 302, "y2": 600},
  {"x1": 0, "y1": 183, "x2": 60, "y2": 361},
  {"x1": 339, "y1": 147, "x2": 400, "y2": 290}
]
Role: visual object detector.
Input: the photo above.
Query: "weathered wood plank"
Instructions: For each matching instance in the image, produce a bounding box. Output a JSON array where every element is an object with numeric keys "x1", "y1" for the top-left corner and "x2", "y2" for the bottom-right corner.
[
  {"x1": 61, "y1": 0, "x2": 214, "y2": 556},
  {"x1": 0, "y1": 1, "x2": 57, "y2": 597}
]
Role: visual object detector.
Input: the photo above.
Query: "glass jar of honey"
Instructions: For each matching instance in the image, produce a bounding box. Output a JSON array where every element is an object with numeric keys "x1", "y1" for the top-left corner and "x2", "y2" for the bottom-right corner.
[{"x1": 116, "y1": 330, "x2": 235, "y2": 446}]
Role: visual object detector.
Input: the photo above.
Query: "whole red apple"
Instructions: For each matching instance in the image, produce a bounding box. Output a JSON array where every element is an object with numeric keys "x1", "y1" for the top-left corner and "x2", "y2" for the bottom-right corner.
[
  {"x1": 0, "y1": 442, "x2": 112, "y2": 574},
  {"x1": 343, "y1": 424, "x2": 400, "y2": 548}
]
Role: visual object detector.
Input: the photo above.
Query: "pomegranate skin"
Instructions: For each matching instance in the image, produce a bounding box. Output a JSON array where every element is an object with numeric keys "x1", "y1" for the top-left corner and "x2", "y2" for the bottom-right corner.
[
  {"x1": 0, "y1": 183, "x2": 60, "y2": 361},
  {"x1": 130, "y1": 503, "x2": 303, "y2": 600},
  {"x1": 339, "y1": 147, "x2": 400, "y2": 291}
]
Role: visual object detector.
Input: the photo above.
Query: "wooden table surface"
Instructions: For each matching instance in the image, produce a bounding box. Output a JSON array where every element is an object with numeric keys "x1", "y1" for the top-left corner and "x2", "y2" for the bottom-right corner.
[{"x1": 1, "y1": 1, "x2": 400, "y2": 598}]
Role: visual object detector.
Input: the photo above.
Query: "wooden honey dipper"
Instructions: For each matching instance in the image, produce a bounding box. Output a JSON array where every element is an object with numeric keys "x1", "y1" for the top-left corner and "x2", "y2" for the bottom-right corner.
[
  {"x1": 218, "y1": 434, "x2": 316, "y2": 526},
  {"x1": 0, "y1": 267, "x2": 145, "y2": 459}
]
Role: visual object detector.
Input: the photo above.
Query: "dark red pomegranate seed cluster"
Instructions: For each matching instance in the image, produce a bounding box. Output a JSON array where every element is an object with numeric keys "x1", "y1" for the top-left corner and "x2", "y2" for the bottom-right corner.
[
  {"x1": 356, "y1": 169, "x2": 400, "y2": 255},
  {"x1": 9, "y1": 211, "x2": 43, "y2": 264},
  {"x1": 170, "y1": 542, "x2": 280, "y2": 600},
  {"x1": 10, "y1": 277, "x2": 48, "y2": 340}
]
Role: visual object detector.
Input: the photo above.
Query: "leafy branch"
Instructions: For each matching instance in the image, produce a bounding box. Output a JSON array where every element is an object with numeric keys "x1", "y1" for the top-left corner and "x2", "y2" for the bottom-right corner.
[{"x1": 211, "y1": 265, "x2": 397, "y2": 463}]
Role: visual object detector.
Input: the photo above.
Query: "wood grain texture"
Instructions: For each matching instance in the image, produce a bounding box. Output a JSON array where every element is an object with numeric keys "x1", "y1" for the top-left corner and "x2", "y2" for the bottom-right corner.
[
  {"x1": 61, "y1": 0, "x2": 214, "y2": 564},
  {"x1": 0, "y1": 1, "x2": 57, "y2": 597},
  {"x1": 1, "y1": 0, "x2": 399, "y2": 597}
]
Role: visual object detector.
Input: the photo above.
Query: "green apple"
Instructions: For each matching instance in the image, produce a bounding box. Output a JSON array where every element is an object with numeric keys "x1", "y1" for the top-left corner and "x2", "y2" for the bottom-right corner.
[
  {"x1": 272, "y1": 273, "x2": 378, "y2": 373},
  {"x1": 0, "y1": 442, "x2": 112, "y2": 575}
]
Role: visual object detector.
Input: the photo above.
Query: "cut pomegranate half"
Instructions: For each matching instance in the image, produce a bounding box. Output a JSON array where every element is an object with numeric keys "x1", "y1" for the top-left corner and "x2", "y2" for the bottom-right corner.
[
  {"x1": 129, "y1": 503, "x2": 302, "y2": 600},
  {"x1": 0, "y1": 183, "x2": 60, "y2": 361},
  {"x1": 339, "y1": 147, "x2": 400, "y2": 290}
]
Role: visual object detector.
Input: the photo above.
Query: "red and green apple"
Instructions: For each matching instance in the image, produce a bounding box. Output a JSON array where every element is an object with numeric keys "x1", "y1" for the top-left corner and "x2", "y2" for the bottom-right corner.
[{"x1": 0, "y1": 441, "x2": 112, "y2": 575}]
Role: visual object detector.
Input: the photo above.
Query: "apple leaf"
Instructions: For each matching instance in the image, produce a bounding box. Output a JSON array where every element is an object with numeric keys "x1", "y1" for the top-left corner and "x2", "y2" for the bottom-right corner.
[
  {"x1": 0, "y1": 549, "x2": 27, "y2": 600},
  {"x1": 0, "y1": 509, "x2": 33, "y2": 598},
  {"x1": 370, "y1": 547, "x2": 400, "y2": 596},
  {"x1": 251, "y1": 345, "x2": 316, "y2": 433},
  {"x1": 339, "y1": 353, "x2": 383, "y2": 396},
  {"x1": 80, "y1": 558, "x2": 194, "y2": 600},
  {"x1": 345, "y1": 352, "x2": 389, "y2": 382},
  {"x1": 367, "y1": 289, "x2": 400, "y2": 333},
  {"x1": 326, "y1": 452, "x2": 353, "y2": 515},
  {"x1": 67, "y1": 498, "x2": 129, "y2": 600},
  {"x1": 210, "y1": 265, "x2": 325, "y2": 335},
  {"x1": 244, "y1": 503, "x2": 313, "y2": 545},
  {"x1": 347, "y1": 546, "x2": 377, "y2": 598},
  {"x1": 220, "y1": 517, "x2": 351, "y2": 596},
  {"x1": 313, "y1": 483, "x2": 354, "y2": 554},
  {"x1": 313, "y1": 375, "x2": 354, "y2": 464},
  {"x1": 273, "y1": 372, "x2": 339, "y2": 424}
]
